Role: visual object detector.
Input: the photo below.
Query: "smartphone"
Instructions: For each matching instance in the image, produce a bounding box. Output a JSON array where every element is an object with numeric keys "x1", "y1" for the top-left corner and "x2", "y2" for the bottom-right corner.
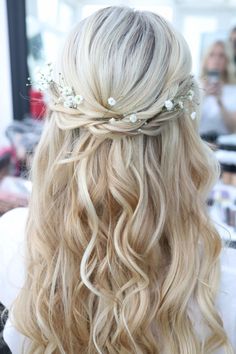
[{"x1": 207, "y1": 70, "x2": 220, "y2": 83}]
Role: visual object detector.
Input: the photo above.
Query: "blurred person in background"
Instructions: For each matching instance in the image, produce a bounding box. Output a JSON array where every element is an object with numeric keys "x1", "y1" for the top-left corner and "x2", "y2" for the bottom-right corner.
[
  {"x1": 228, "y1": 26, "x2": 236, "y2": 83},
  {"x1": 199, "y1": 40, "x2": 236, "y2": 138}
]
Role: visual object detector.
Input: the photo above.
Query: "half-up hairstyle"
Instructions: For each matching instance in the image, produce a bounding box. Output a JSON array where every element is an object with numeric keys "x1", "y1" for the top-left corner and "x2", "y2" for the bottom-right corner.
[{"x1": 12, "y1": 6, "x2": 234, "y2": 354}]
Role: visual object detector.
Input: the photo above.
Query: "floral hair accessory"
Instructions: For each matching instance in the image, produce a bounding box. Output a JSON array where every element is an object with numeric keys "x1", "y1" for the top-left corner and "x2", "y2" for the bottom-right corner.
[
  {"x1": 188, "y1": 89, "x2": 194, "y2": 101},
  {"x1": 108, "y1": 112, "x2": 138, "y2": 124},
  {"x1": 27, "y1": 63, "x2": 198, "y2": 132},
  {"x1": 129, "y1": 113, "x2": 137, "y2": 123},
  {"x1": 27, "y1": 62, "x2": 53, "y2": 91},
  {"x1": 191, "y1": 111, "x2": 196, "y2": 120},
  {"x1": 27, "y1": 62, "x2": 84, "y2": 110},
  {"x1": 58, "y1": 83, "x2": 84, "y2": 109},
  {"x1": 107, "y1": 97, "x2": 116, "y2": 106},
  {"x1": 161, "y1": 81, "x2": 197, "y2": 121},
  {"x1": 164, "y1": 100, "x2": 174, "y2": 111}
]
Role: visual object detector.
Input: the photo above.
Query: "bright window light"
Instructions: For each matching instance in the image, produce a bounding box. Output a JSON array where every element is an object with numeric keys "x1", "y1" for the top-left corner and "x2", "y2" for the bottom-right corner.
[
  {"x1": 81, "y1": 4, "x2": 173, "y2": 22},
  {"x1": 183, "y1": 16, "x2": 217, "y2": 75},
  {"x1": 37, "y1": 0, "x2": 59, "y2": 25},
  {"x1": 82, "y1": 5, "x2": 108, "y2": 19},
  {"x1": 134, "y1": 5, "x2": 173, "y2": 23}
]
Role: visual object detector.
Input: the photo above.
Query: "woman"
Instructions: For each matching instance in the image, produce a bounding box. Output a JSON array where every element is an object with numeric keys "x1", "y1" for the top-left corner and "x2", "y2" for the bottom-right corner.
[
  {"x1": 199, "y1": 40, "x2": 236, "y2": 137},
  {"x1": 228, "y1": 26, "x2": 236, "y2": 84},
  {"x1": 0, "y1": 6, "x2": 235, "y2": 354}
]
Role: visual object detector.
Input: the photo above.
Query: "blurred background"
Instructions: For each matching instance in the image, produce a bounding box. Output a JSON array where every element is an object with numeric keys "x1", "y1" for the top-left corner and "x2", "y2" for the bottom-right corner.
[
  {"x1": 1, "y1": 0, "x2": 236, "y2": 238},
  {"x1": 1, "y1": 1, "x2": 236, "y2": 351}
]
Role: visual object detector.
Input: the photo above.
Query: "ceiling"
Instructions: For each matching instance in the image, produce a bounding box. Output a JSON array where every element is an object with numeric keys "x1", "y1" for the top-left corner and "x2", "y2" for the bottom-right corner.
[
  {"x1": 63, "y1": 0, "x2": 236, "y2": 11},
  {"x1": 174, "y1": 0, "x2": 236, "y2": 7}
]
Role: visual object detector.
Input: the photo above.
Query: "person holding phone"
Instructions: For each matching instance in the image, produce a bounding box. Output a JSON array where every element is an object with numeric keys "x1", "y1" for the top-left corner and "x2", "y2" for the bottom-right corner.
[
  {"x1": 199, "y1": 40, "x2": 236, "y2": 138},
  {"x1": 228, "y1": 26, "x2": 236, "y2": 83}
]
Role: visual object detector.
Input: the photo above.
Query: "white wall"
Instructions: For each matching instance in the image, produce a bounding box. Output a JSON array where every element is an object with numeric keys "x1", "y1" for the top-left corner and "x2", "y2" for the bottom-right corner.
[
  {"x1": 174, "y1": 5, "x2": 236, "y2": 75},
  {"x1": 0, "y1": 0, "x2": 13, "y2": 147}
]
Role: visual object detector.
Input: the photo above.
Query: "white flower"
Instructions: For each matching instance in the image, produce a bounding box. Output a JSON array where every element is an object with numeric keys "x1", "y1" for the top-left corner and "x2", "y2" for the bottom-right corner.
[
  {"x1": 37, "y1": 80, "x2": 50, "y2": 91},
  {"x1": 43, "y1": 62, "x2": 53, "y2": 72},
  {"x1": 178, "y1": 101, "x2": 184, "y2": 109},
  {"x1": 61, "y1": 86, "x2": 73, "y2": 97},
  {"x1": 35, "y1": 64, "x2": 52, "y2": 79},
  {"x1": 191, "y1": 111, "x2": 196, "y2": 120},
  {"x1": 35, "y1": 71, "x2": 43, "y2": 82},
  {"x1": 129, "y1": 113, "x2": 137, "y2": 123},
  {"x1": 108, "y1": 97, "x2": 116, "y2": 106},
  {"x1": 35, "y1": 74, "x2": 51, "y2": 91},
  {"x1": 188, "y1": 89, "x2": 194, "y2": 101},
  {"x1": 63, "y1": 101, "x2": 72, "y2": 108},
  {"x1": 74, "y1": 95, "x2": 83, "y2": 105},
  {"x1": 34, "y1": 63, "x2": 53, "y2": 91},
  {"x1": 64, "y1": 95, "x2": 75, "y2": 108},
  {"x1": 164, "y1": 100, "x2": 174, "y2": 111},
  {"x1": 188, "y1": 89, "x2": 194, "y2": 96}
]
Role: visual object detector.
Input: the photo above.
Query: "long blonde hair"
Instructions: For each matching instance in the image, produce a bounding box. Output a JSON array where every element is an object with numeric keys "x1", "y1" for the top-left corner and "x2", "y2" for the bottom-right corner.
[
  {"x1": 12, "y1": 6, "x2": 234, "y2": 353},
  {"x1": 201, "y1": 40, "x2": 229, "y2": 84}
]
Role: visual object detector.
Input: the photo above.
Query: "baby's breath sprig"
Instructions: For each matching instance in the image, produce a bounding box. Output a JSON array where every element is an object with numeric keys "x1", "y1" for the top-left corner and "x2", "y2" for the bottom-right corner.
[
  {"x1": 107, "y1": 98, "x2": 139, "y2": 124},
  {"x1": 26, "y1": 62, "x2": 53, "y2": 92},
  {"x1": 161, "y1": 84, "x2": 197, "y2": 120},
  {"x1": 27, "y1": 62, "x2": 84, "y2": 109},
  {"x1": 27, "y1": 62, "x2": 198, "y2": 126}
]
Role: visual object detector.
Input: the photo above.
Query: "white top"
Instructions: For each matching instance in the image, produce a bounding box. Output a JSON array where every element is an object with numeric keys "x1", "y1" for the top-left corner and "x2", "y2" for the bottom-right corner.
[
  {"x1": 0, "y1": 207, "x2": 235, "y2": 353},
  {"x1": 199, "y1": 84, "x2": 236, "y2": 135}
]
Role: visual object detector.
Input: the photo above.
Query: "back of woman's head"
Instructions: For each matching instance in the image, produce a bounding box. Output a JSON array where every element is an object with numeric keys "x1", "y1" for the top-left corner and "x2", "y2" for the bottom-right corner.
[{"x1": 12, "y1": 6, "x2": 234, "y2": 354}]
